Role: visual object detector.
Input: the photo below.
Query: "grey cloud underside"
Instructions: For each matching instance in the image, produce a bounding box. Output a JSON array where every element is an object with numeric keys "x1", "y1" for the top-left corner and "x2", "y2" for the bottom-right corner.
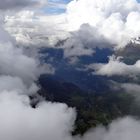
[{"x1": 0, "y1": 0, "x2": 38, "y2": 10}]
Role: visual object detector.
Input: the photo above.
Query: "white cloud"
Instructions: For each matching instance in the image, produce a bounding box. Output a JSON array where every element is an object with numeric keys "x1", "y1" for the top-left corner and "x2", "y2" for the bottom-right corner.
[
  {"x1": 0, "y1": 91, "x2": 140, "y2": 140},
  {"x1": 82, "y1": 117, "x2": 140, "y2": 140},
  {"x1": 121, "y1": 83, "x2": 140, "y2": 94},
  {"x1": 4, "y1": 11, "x2": 69, "y2": 48},
  {"x1": 0, "y1": 42, "x2": 40, "y2": 84},
  {"x1": 0, "y1": 14, "x2": 54, "y2": 94},
  {"x1": 0, "y1": 76, "x2": 39, "y2": 95},
  {"x1": 4, "y1": 0, "x2": 140, "y2": 53},
  {"x1": 90, "y1": 55, "x2": 140, "y2": 77},
  {"x1": 113, "y1": 82, "x2": 140, "y2": 101},
  {"x1": 66, "y1": 0, "x2": 140, "y2": 48},
  {"x1": 0, "y1": 91, "x2": 76, "y2": 140},
  {"x1": 62, "y1": 24, "x2": 112, "y2": 58},
  {"x1": 0, "y1": 15, "x2": 76, "y2": 140},
  {"x1": 0, "y1": 90, "x2": 140, "y2": 140},
  {"x1": 0, "y1": 14, "x2": 77, "y2": 140}
]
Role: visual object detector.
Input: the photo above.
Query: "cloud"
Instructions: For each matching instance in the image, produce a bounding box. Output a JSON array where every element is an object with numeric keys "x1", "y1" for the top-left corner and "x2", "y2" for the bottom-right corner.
[
  {"x1": 66, "y1": 0, "x2": 140, "y2": 48},
  {"x1": 0, "y1": 15, "x2": 54, "y2": 91},
  {"x1": 90, "y1": 55, "x2": 140, "y2": 77},
  {"x1": 82, "y1": 117, "x2": 140, "y2": 140},
  {"x1": 4, "y1": 0, "x2": 140, "y2": 53},
  {"x1": 0, "y1": 89, "x2": 140, "y2": 140},
  {"x1": 4, "y1": 10, "x2": 69, "y2": 48},
  {"x1": 0, "y1": 10, "x2": 77, "y2": 140},
  {"x1": 0, "y1": 14, "x2": 75, "y2": 140},
  {"x1": 111, "y1": 82, "x2": 140, "y2": 101},
  {"x1": 121, "y1": 83, "x2": 140, "y2": 94},
  {"x1": 0, "y1": 42, "x2": 40, "y2": 85},
  {"x1": 0, "y1": 91, "x2": 76, "y2": 140},
  {"x1": 0, "y1": 92, "x2": 140, "y2": 140},
  {"x1": 62, "y1": 24, "x2": 112, "y2": 58},
  {"x1": 0, "y1": 25, "x2": 14, "y2": 43},
  {"x1": 0, "y1": 0, "x2": 40, "y2": 10}
]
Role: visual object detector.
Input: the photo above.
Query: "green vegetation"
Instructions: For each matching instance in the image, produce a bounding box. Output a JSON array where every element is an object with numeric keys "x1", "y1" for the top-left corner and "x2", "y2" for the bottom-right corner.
[{"x1": 38, "y1": 76, "x2": 138, "y2": 135}]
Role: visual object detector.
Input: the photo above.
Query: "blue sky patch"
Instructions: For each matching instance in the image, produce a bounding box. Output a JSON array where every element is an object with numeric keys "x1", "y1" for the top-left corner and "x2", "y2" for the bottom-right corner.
[{"x1": 43, "y1": 0, "x2": 72, "y2": 14}]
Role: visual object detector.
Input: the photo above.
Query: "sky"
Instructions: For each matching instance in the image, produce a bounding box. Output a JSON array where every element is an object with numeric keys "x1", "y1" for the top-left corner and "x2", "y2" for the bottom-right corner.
[{"x1": 44, "y1": 0, "x2": 71, "y2": 14}]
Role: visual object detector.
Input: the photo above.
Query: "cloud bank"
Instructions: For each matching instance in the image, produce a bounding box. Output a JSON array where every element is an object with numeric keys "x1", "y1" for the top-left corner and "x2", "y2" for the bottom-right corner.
[
  {"x1": 5, "y1": 0, "x2": 140, "y2": 59},
  {"x1": 0, "y1": 10, "x2": 76, "y2": 140},
  {"x1": 66, "y1": 0, "x2": 140, "y2": 48}
]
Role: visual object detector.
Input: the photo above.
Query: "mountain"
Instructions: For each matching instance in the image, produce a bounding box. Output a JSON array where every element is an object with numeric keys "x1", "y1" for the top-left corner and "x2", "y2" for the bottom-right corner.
[
  {"x1": 116, "y1": 41, "x2": 140, "y2": 64},
  {"x1": 39, "y1": 47, "x2": 113, "y2": 92},
  {"x1": 38, "y1": 75, "x2": 136, "y2": 134},
  {"x1": 38, "y1": 41, "x2": 140, "y2": 134}
]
